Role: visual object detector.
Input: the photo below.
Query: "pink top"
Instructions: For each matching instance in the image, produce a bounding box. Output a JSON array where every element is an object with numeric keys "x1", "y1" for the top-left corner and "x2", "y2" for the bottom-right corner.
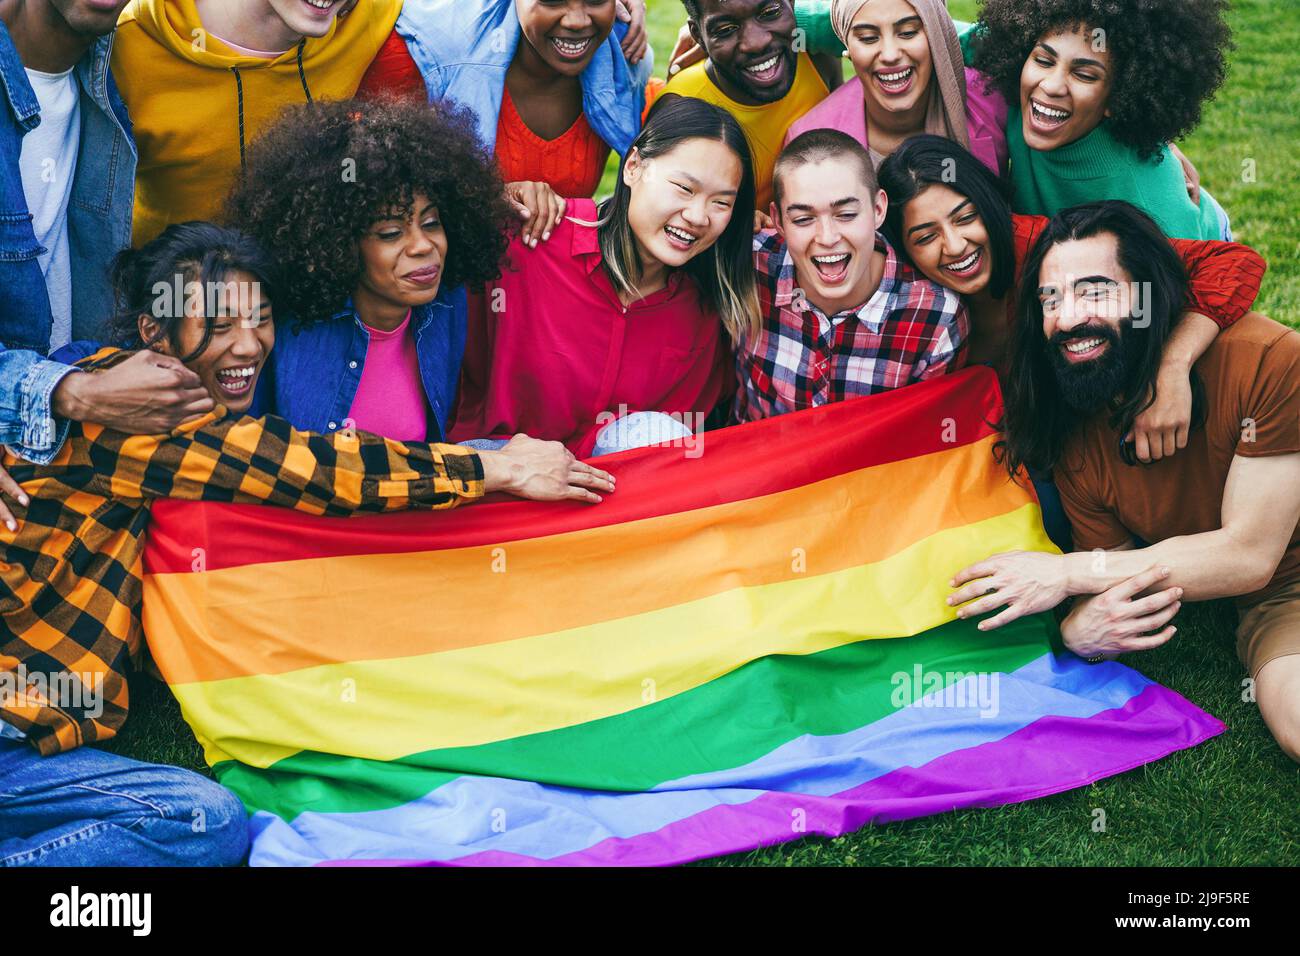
[
  {"x1": 449, "y1": 199, "x2": 733, "y2": 458},
  {"x1": 783, "y1": 68, "x2": 1008, "y2": 178},
  {"x1": 346, "y1": 310, "x2": 429, "y2": 441}
]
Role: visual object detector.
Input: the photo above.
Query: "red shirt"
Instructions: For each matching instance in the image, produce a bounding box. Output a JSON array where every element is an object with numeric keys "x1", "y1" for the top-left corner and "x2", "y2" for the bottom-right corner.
[
  {"x1": 449, "y1": 199, "x2": 732, "y2": 457},
  {"x1": 356, "y1": 29, "x2": 426, "y2": 101}
]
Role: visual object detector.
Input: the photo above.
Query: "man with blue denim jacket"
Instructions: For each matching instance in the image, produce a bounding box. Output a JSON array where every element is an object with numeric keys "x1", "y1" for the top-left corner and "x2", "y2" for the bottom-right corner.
[{"x1": 0, "y1": 0, "x2": 247, "y2": 868}]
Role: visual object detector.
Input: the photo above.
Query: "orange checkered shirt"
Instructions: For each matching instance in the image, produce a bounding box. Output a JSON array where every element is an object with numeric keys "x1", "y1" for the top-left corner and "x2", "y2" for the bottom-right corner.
[{"x1": 0, "y1": 349, "x2": 484, "y2": 755}]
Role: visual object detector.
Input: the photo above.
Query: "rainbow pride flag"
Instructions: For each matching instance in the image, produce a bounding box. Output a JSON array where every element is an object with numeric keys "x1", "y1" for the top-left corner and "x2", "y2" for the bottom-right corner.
[{"x1": 142, "y1": 368, "x2": 1222, "y2": 866}]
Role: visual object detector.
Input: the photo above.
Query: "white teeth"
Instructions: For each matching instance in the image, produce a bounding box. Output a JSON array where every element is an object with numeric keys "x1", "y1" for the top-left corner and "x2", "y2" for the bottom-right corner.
[
  {"x1": 218, "y1": 366, "x2": 255, "y2": 380},
  {"x1": 1065, "y1": 337, "x2": 1104, "y2": 353},
  {"x1": 813, "y1": 253, "x2": 849, "y2": 264},
  {"x1": 878, "y1": 67, "x2": 913, "y2": 82},
  {"x1": 304, "y1": 0, "x2": 333, "y2": 9},
  {"x1": 943, "y1": 250, "x2": 980, "y2": 272},
  {"x1": 552, "y1": 37, "x2": 591, "y2": 56},
  {"x1": 746, "y1": 56, "x2": 779, "y2": 74},
  {"x1": 665, "y1": 225, "x2": 697, "y2": 244},
  {"x1": 1032, "y1": 101, "x2": 1069, "y2": 120}
]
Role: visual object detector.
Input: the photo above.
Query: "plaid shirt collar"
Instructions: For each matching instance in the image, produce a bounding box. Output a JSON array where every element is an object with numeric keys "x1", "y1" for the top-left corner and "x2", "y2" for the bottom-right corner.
[{"x1": 766, "y1": 231, "x2": 899, "y2": 333}]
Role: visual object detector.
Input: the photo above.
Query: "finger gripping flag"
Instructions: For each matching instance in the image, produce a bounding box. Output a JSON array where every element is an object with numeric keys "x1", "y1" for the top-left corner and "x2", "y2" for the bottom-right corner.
[{"x1": 142, "y1": 367, "x2": 1223, "y2": 866}]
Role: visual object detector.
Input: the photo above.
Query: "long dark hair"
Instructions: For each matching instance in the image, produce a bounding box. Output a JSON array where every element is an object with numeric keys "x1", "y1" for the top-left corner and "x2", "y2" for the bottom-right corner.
[
  {"x1": 878, "y1": 134, "x2": 1016, "y2": 300},
  {"x1": 108, "y1": 221, "x2": 280, "y2": 362},
  {"x1": 595, "y1": 93, "x2": 759, "y2": 344},
  {"x1": 997, "y1": 201, "x2": 1204, "y2": 478}
]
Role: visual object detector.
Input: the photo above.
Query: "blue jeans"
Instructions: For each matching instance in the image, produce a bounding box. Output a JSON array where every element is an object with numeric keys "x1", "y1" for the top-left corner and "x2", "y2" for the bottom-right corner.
[{"x1": 0, "y1": 739, "x2": 248, "y2": 867}]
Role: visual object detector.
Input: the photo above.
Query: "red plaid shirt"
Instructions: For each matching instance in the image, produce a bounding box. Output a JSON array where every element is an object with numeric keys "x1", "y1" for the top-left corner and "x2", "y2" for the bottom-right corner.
[{"x1": 735, "y1": 230, "x2": 969, "y2": 421}]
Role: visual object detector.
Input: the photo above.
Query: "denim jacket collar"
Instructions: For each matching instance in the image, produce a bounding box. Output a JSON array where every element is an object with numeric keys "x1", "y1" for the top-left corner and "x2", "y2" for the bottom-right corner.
[
  {"x1": 334, "y1": 292, "x2": 454, "y2": 334},
  {"x1": 0, "y1": 24, "x2": 117, "y2": 127},
  {"x1": 0, "y1": 21, "x2": 40, "y2": 131}
]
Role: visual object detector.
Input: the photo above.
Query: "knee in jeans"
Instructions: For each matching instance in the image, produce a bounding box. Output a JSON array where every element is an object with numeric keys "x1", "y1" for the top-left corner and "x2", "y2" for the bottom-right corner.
[{"x1": 162, "y1": 772, "x2": 249, "y2": 866}]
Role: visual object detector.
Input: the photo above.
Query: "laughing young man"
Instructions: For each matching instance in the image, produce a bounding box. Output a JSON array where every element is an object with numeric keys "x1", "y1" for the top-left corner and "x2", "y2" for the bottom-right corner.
[
  {"x1": 948, "y1": 201, "x2": 1300, "y2": 763},
  {"x1": 735, "y1": 129, "x2": 967, "y2": 421},
  {"x1": 664, "y1": 0, "x2": 842, "y2": 209}
]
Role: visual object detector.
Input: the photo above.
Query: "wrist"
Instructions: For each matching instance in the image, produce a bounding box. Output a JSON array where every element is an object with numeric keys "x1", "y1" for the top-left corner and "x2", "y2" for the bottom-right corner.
[
  {"x1": 1158, "y1": 352, "x2": 1193, "y2": 378},
  {"x1": 1058, "y1": 604, "x2": 1098, "y2": 659},
  {"x1": 51, "y1": 370, "x2": 92, "y2": 421},
  {"x1": 1061, "y1": 552, "x2": 1088, "y2": 597},
  {"x1": 479, "y1": 450, "x2": 521, "y2": 495}
]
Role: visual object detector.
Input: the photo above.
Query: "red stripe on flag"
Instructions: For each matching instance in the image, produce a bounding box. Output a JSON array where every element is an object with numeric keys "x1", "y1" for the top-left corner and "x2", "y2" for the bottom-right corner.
[{"x1": 145, "y1": 367, "x2": 1004, "y2": 574}]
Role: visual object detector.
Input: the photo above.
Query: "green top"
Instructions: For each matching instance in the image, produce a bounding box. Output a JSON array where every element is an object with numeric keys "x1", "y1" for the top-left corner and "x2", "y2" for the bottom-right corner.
[
  {"x1": 794, "y1": 0, "x2": 840, "y2": 54},
  {"x1": 1006, "y1": 105, "x2": 1223, "y2": 240},
  {"x1": 960, "y1": 19, "x2": 1220, "y2": 239},
  {"x1": 795, "y1": 3, "x2": 976, "y2": 57}
]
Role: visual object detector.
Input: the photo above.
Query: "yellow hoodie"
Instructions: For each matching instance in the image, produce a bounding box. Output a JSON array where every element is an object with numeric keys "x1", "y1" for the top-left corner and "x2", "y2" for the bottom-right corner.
[{"x1": 112, "y1": 0, "x2": 401, "y2": 246}]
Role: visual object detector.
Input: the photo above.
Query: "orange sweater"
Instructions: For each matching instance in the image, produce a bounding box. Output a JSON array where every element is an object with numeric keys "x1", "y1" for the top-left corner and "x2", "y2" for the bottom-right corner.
[{"x1": 494, "y1": 87, "x2": 609, "y2": 199}]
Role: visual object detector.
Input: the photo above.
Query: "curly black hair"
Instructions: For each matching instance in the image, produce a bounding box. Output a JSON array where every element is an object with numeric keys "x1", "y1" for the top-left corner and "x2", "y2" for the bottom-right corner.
[
  {"x1": 223, "y1": 97, "x2": 514, "y2": 325},
  {"x1": 972, "y1": 0, "x2": 1232, "y2": 161}
]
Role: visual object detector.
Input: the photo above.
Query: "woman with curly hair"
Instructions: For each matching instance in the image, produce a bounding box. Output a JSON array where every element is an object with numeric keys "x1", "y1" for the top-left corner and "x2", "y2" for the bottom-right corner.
[
  {"x1": 449, "y1": 94, "x2": 760, "y2": 458},
  {"x1": 784, "y1": 0, "x2": 1008, "y2": 177},
  {"x1": 223, "y1": 97, "x2": 522, "y2": 444},
  {"x1": 971, "y1": 0, "x2": 1233, "y2": 240}
]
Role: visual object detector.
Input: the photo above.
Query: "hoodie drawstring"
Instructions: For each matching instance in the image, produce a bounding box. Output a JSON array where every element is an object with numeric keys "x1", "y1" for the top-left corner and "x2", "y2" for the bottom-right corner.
[
  {"x1": 232, "y1": 38, "x2": 315, "y2": 169},
  {"x1": 232, "y1": 65, "x2": 247, "y2": 167},
  {"x1": 295, "y1": 38, "x2": 314, "y2": 104}
]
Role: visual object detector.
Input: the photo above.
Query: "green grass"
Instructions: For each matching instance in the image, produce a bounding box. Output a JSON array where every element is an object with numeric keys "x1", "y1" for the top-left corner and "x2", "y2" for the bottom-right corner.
[{"x1": 106, "y1": 0, "x2": 1299, "y2": 865}]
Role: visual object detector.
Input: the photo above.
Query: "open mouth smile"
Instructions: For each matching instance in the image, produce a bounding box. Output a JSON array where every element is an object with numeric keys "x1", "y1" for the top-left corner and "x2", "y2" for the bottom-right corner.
[
  {"x1": 1029, "y1": 97, "x2": 1071, "y2": 132},
  {"x1": 941, "y1": 247, "x2": 983, "y2": 279},
  {"x1": 874, "y1": 66, "x2": 915, "y2": 95},
  {"x1": 664, "y1": 224, "x2": 700, "y2": 251},
  {"x1": 1060, "y1": 336, "x2": 1108, "y2": 363},
  {"x1": 551, "y1": 36, "x2": 594, "y2": 60},
  {"x1": 743, "y1": 54, "x2": 784, "y2": 83},
  {"x1": 215, "y1": 363, "x2": 258, "y2": 397},
  {"x1": 812, "y1": 252, "x2": 851, "y2": 283}
]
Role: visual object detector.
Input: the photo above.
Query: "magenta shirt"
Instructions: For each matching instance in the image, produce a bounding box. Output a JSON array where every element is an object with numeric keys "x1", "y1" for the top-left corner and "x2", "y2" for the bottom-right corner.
[
  {"x1": 346, "y1": 310, "x2": 429, "y2": 441},
  {"x1": 784, "y1": 68, "x2": 1008, "y2": 178},
  {"x1": 449, "y1": 199, "x2": 733, "y2": 458}
]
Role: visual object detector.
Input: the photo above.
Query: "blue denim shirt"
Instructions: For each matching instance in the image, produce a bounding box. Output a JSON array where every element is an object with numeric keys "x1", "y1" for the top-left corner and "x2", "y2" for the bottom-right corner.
[
  {"x1": 396, "y1": 0, "x2": 651, "y2": 157},
  {"x1": 0, "y1": 22, "x2": 135, "y2": 463},
  {"x1": 249, "y1": 285, "x2": 469, "y2": 441}
]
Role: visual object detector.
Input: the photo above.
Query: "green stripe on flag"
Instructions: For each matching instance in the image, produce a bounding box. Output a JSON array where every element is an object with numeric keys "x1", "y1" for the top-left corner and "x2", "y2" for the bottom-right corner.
[{"x1": 217, "y1": 613, "x2": 1056, "y2": 820}]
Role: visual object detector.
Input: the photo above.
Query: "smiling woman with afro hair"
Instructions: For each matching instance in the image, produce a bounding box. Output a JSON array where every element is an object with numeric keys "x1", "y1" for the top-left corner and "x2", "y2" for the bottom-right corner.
[
  {"x1": 222, "y1": 97, "x2": 520, "y2": 443},
  {"x1": 970, "y1": 0, "x2": 1235, "y2": 240}
]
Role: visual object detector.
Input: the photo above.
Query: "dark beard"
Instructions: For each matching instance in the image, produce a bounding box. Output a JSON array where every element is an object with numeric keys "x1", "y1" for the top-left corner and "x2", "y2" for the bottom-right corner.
[{"x1": 1047, "y1": 323, "x2": 1137, "y2": 413}]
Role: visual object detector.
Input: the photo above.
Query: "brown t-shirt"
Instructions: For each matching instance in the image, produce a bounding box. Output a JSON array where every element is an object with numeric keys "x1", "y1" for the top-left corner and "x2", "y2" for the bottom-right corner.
[{"x1": 1055, "y1": 313, "x2": 1300, "y2": 608}]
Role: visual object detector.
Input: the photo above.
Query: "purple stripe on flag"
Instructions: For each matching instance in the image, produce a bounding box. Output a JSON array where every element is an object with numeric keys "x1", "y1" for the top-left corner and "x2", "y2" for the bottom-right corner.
[{"x1": 321, "y1": 682, "x2": 1222, "y2": 867}]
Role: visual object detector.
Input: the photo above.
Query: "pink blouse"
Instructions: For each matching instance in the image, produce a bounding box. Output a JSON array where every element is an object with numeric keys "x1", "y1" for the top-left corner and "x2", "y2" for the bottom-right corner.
[
  {"x1": 347, "y1": 310, "x2": 429, "y2": 442},
  {"x1": 449, "y1": 199, "x2": 733, "y2": 458},
  {"x1": 783, "y1": 68, "x2": 1009, "y2": 178}
]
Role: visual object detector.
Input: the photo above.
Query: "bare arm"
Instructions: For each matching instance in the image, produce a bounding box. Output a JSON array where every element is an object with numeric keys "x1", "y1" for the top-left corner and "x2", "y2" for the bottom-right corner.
[
  {"x1": 949, "y1": 451, "x2": 1300, "y2": 628},
  {"x1": 1128, "y1": 311, "x2": 1219, "y2": 462}
]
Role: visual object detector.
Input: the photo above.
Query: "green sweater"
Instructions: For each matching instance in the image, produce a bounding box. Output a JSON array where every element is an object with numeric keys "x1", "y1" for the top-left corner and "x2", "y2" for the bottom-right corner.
[{"x1": 1006, "y1": 106, "x2": 1223, "y2": 240}]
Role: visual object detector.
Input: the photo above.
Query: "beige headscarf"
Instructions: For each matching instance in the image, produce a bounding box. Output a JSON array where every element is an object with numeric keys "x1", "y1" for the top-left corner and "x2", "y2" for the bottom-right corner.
[{"x1": 831, "y1": 0, "x2": 971, "y2": 151}]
